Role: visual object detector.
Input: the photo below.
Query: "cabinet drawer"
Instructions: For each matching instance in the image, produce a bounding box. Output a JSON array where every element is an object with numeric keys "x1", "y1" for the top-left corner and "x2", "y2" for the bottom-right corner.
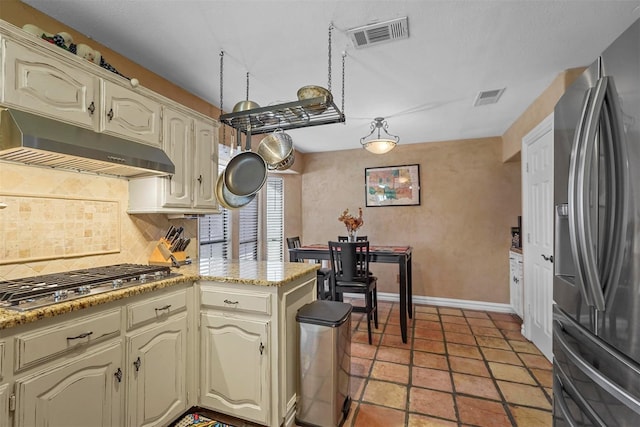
[
  {"x1": 15, "y1": 308, "x2": 121, "y2": 371},
  {"x1": 201, "y1": 288, "x2": 271, "y2": 315},
  {"x1": 126, "y1": 289, "x2": 187, "y2": 330}
]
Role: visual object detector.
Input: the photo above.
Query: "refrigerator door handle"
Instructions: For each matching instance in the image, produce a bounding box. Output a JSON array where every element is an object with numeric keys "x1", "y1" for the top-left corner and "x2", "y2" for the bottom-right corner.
[
  {"x1": 573, "y1": 76, "x2": 609, "y2": 311},
  {"x1": 553, "y1": 321, "x2": 640, "y2": 415},
  {"x1": 554, "y1": 358, "x2": 607, "y2": 426},
  {"x1": 568, "y1": 86, "x2": 596, "y2": 307}
]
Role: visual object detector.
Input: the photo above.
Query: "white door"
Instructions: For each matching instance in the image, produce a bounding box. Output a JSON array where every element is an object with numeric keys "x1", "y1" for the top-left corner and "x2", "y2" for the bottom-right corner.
[{"x1": 522, "y1": 114, "x2": 554, "y2": 361}]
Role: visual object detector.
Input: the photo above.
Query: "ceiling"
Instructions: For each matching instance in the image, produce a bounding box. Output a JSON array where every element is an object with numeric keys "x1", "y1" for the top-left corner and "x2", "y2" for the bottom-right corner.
[{"x1": 21, "y1": 0, "x2": 640, "y2": 154}]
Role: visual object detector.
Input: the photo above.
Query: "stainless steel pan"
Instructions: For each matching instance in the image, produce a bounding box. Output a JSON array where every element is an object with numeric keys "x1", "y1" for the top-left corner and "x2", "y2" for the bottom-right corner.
[
  {"x1": 223, "y1": 126, "x2": 267, "y2": 197},
  {"x1": 216, "y1": 170, "x2": 255, "y2": 209},
  {"x1": 257, "y1": 129, "x2": 295, "y2": 170}
]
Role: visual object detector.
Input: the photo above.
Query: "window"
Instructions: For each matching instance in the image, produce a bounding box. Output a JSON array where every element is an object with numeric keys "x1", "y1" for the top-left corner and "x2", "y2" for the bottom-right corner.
[
  {"x1": 266, "y1": 177, "x2": 284, "y2": 261},
  {"x1": 238, "y1": 196, "x2": 258, "y2": 260}
]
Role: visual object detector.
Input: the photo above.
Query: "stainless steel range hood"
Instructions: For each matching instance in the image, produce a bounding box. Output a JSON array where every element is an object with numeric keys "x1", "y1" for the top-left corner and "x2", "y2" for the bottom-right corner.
[{"x1": 0, "y1": 108, "x2": 174, "y2": 178}]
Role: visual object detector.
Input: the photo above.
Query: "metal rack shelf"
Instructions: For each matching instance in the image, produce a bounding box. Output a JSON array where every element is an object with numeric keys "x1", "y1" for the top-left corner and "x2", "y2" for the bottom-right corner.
[{"x1": 219, "y1": 96, "x2": 345, "y2": 135}]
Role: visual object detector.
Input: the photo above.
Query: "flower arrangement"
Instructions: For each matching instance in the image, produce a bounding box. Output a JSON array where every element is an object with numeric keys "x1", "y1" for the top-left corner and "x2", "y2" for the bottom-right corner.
[{"x1": 338, "y1": 208, "x2": 364, "y2": 234}]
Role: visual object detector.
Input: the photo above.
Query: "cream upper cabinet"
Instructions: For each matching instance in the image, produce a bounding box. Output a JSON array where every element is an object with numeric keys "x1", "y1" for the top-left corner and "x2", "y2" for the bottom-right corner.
[
  {"x1": 127, "y1": 106, "x2": 219, "y2": 214},
  {"x1": 2, "y1": 38, "x2": 99, "y2": 129},
  {"x1": 101, "y1": 80, "x2": 162, "y2": 148}
]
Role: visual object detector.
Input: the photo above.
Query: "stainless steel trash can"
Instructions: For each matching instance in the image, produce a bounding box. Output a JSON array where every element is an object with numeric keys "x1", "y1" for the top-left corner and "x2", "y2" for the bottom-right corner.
[{"x1": 296, "y1": 300, "x2": 352, "y2": 427}]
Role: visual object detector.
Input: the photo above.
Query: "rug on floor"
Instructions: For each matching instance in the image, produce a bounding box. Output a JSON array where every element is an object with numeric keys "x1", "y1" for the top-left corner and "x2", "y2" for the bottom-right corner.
[{"x1": 173, "y1": 412, "x2": 234, "y2": 427}]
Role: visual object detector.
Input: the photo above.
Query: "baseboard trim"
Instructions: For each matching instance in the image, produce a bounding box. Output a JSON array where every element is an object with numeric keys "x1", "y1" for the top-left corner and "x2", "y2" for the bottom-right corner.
[{"x1": 344, "y1": 292, "x2": 515, "y2": 314}]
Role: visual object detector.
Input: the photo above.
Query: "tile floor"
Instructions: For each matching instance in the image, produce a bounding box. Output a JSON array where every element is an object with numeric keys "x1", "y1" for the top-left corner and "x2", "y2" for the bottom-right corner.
[{"x1": 343, "y1": 300, "x2": 553, "y2": 427}]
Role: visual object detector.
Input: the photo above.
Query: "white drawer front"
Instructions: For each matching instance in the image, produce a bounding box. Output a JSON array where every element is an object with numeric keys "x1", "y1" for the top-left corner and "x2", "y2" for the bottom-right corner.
[
  {"x1": 15, "y1": 308, "x2": 121, "y2": 371},
  {"x1": 126, "y1": 289, "x2": 187, "y2": 330},
  {"x1": 201, "y1": 288, "x2": 271, "y2": 315}
]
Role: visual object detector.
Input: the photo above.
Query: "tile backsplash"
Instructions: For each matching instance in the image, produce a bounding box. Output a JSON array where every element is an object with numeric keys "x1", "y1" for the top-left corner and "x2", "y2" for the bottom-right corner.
[{"x1": 0, "y1": 162, "x2": 198, "y2": 280}]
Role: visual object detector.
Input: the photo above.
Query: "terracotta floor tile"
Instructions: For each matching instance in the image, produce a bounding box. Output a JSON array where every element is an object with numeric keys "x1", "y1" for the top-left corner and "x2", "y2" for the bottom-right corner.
[
  {"x1": 445, "y1": 331, "x2": 477, "y2": 345},
  {"x1": 342, "y1": 401, "x2": 357, "y2": 426},
  {"x1": 520, "y1": 353, "x2": 552, "y2": 370},
  {"x1": 489, "y1": 312, "x2": 520, "y2": 322},
  {"x1": 441, "y1": 322, "x2": 472, "y2": 334},
  {"x1": 409, "y1": 387, "x2": 456, "y2": 420},
  {"x1": 470, "y1": 325, "x2": 503, "y2": 338},
  {"x1": 376, "y1": 346, "x2": 411, "y2": 365},
  {"x1": 371, "y1": 361, "x2": 410, "y2": 384},
  {"x1": 456, "y1": 395, "x2": 512, "y2": 427},
  {"x1": 351, "y1": 356, "x2": 373, "y2": 377},
  {"x1": 503, "y1": 329, "x2": 527, "y2": 341},
  {"x1": 476, "y1": 336, "x2": 511, "y2": 350},
  {"x1": 415, "y1": 305, "x2": 439, "y2": 314},
  {"x1": 414, "y1": 312, "x2": 440, "y2": 322},
  {"x1": 497, "y1": 380, "x2": 552, "y2": 410},
  {"x1": 383, "y1": 323, "x2": 402, "y2": 336},
  {"x1": 353, "y1": 402, "x2": 406, "y2": 426},
  {"x1": 350, "y1": 376, "x2": 366, "y2": 401},
  {"x1": 440, "y1": 315, "x2": 468, "y2": 325},
  {"x1": 509, "y1": 340, "x2": 543, "y2": 354},
  {"x1": 362, "y1": 380, "x2": 408, "y2": 410},
  {"x1": 413, "y1": 351, "x2": 449, "y2": 371},
  {"x1": 380, "y1": 334, "x2": 409, "y2": 349},
  {"x1": 352, "y1": 330, "x2": 382, "y2": 345},
  {"x1": 439, "y1": 307, "x2": 464, "y2": 316},
  {"x1": 414, "y1": 328, "x2": 444, "y2": 341},
  {"x1": 446, "y1": 343, "x2": 483, "y2": 360},
  {"x1": 530, "y1": 368, "x2": 553, "y2": 388},
  {"x1": 412, "y1": 366, "x2": 453, "y2": 392},
  {"x1": 466, "y1": 318, "x2": 496, "y2": 328},
  {"x1": 351, "y1": 342, "x2": 377, "y2": 360},
  {"x1": 509, "y1": 405, "x2": 552, "y2": 426},
  {"x1": 448, "y1": 356, "x2": 490, "y2": 377},
  {"x1": 463, "y1": 310, "x2": 490, "y2": 319},
  {"x1": 494, "y1": 320, "x2": 523, "y2": 331},
  {"x1": 408, "y1": 413, "x2": 458, "y2": 426},
  {"x1": 452, "y1": 372, "x2": 501, "y2": 400},
  {"x1": 414, "y1": 319, "x2": 442, "y2": 330},
  {"x1": 481, "y1": 348, "x2": 522, "y2": 365},
  {"x1": 414, "y1": 338, "x2": 446, "y2": 354},
  {"x1": 488, "y1": 362, "x2": 536, "y2": 385}
]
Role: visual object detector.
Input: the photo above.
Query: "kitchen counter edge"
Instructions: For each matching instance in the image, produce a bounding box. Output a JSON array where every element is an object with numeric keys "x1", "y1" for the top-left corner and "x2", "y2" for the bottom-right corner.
[{"x1": 0, "y1": 261, "x2": 319, "y2": 330}]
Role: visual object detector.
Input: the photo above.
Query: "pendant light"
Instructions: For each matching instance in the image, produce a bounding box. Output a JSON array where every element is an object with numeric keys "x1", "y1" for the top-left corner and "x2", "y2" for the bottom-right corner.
[{"x1": 360, "y1": 117, "x2": 399, "y2": 154}]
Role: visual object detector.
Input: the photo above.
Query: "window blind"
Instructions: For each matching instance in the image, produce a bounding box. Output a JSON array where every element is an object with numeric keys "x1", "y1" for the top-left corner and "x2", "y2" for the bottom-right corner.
[
  {"x1": 266, "y1": 177, "x2": 284, "y2": 261},
  {"x1": 238, "y1": 196, "x2": 259, "y2": 260}
]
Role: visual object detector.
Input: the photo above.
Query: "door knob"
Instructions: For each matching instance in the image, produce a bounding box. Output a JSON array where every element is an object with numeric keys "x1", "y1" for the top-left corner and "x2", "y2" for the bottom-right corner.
[{"x1": 541, "y1": 254, "x2": 554, "y2": 263}]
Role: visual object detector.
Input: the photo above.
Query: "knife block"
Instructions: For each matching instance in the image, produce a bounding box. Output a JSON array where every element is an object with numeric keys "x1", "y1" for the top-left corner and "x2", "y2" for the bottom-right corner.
[{"x1": 148, "y1": 238, "x2": 188, "y2": 266}]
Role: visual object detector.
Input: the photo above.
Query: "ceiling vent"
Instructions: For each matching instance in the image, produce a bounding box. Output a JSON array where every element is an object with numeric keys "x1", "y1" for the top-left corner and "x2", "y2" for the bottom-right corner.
[
  {"x1": 347, "y1": 17, "x2": 409, "y2": 49},
  {"x1": 473, "y1": 88, "x2": 505, "y2": 106}
]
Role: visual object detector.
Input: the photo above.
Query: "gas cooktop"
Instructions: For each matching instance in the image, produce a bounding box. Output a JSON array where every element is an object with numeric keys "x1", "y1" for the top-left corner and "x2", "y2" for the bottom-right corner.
[{"x1": 0, "y1": 264, "x2": 179, "y2": 312}]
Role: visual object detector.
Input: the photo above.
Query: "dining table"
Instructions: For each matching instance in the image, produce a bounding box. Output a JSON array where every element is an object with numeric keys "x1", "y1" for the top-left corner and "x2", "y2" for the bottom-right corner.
[{"x1": 289, "y1": 243, "x2": 413, "y2": 343}]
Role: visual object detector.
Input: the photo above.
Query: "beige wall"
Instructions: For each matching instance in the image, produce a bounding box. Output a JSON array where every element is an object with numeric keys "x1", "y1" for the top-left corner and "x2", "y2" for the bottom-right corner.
[{"x1": 301, "y1": 137, "x2": 521, "y2": 304}]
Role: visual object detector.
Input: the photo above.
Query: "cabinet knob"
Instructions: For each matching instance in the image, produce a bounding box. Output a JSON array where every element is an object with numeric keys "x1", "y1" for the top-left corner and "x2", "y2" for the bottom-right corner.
[
  {"x1": 88, "y1": 101, "x2": 95, "y2": 115},
  {"x1": 133, "y1": 356, "x2": 142, "y2": 372},
  {"x1": 107, "y1": 108, "x2": 114, "y2": 121},
  {"x1": 259, "y1": 342, "x2": 265, "y2": 355},
  {"x1": 197, "y1": 175, "x2": 203, "y2": 184}
]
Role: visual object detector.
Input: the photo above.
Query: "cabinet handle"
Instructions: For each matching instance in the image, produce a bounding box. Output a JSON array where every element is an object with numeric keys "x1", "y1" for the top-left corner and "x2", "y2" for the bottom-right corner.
[
  {"x1": 88, "y1": 101, "x2": 95, "y2": 115},
  {"x1": 66, "y1": 331, "x2": 93, "y2": 341},
  {"x1": 133, "y1": 356, "x2": 141, "y2": 372},
  {"x1": 259, "y1": 342, "x2": 265, "y2": 355},
  {"x1": 154, "y1": 304, "x2": 172, "y2": 312},
  {"x1": 223, "y1": 299, "x2": 239, "y2": 305},
  {"x1": 114, "y1": 368, "x2": 123, "y2": 383},
  {"x1": 107, "y1": 108, "x2": 114, "y2": 121}
]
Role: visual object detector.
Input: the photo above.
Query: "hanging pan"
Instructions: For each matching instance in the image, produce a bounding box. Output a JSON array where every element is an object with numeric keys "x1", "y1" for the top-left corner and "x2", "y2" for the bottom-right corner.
[
  {"x1": 223, "y1": 126, "x2": 268, "y2": 197},
  {"x1": 257, "y1": 129, "x2": 295, "y2": 171},
  {"x1": 216, "y1": 170, "x2": 255, "y2": 209}
]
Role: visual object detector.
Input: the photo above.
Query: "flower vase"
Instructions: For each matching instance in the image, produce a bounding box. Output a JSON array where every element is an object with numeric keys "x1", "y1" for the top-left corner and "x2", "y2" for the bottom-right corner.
[{"x1": 347, "y1": 230, "x2": 358, "y2": 242}]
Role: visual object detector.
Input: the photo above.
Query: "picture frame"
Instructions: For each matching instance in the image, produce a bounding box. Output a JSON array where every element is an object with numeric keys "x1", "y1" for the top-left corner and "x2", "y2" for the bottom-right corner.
[{"x1": 365, "y1": 164, "x2": 421, "y2": 207}]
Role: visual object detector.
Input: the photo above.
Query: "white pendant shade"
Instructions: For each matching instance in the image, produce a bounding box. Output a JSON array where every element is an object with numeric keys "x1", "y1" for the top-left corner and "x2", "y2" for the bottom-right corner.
[{"x1": 360, "y1": 117, "x2": 399, "y2": 154}]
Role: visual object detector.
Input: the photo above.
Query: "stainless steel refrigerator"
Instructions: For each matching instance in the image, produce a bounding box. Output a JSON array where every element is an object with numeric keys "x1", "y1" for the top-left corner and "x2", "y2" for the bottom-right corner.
[{"x1": 553, "y1": 18, "x2": 640, "y2": 426}]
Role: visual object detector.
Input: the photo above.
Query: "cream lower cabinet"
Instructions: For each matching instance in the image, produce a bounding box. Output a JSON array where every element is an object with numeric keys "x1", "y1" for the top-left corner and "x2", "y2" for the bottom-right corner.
[
  {"x1": 509, "y1": 250, "x2": 524, "y2": 318},
  {"x1": 198, "y1": 272, "x2": 316, "y2": 427},
  {"x1": 125, "y1": 288, "x2": 189, "y2": 427}
]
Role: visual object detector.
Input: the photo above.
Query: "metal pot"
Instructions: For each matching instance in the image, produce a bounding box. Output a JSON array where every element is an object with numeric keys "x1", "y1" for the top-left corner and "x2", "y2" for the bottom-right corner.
[
  {"x1": 215, "y1": 171, "x2": 255, "y2": 210},
  {"x1": 257, "y1": 130, "x2": 295, "y2": 170},
  {"x1": 297, "y1": 85, "x2": 333, "y2": 115},
  {"x1": 223, "y1": 128, "x2": 268, "y2": 196}
]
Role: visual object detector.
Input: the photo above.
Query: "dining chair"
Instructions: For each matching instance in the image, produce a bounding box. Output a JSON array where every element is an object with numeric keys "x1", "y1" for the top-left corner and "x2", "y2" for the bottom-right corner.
[
  {"x1": 328, "y1": 240, "x2": 378, "y2": 344},
  {"x1": 286, "y1": 236, "x2": 333, "y2": 300},
  {"x1": 337, "y1": 235, "x2": 368, "y2": 242}
]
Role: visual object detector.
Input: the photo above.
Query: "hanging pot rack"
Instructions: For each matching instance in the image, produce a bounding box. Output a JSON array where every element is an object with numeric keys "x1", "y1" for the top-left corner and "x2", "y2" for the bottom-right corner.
[{"x1": 219, "y1": 24, "x2": 346, "y2": 136}]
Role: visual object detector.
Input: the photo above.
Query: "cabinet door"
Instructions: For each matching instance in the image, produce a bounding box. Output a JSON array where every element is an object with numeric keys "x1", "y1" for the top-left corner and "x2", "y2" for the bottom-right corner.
[
  {"x1": 14, "y1": 342, "x2": 122, "y2": 427},
  {"x1": 101, "y1": 81, "x2": 161, "y2": 147},
  {"x1": 3, "y1": 39, "x2": 98, "y2": 129},
  {"x1": 162, "y1": 107, "x2": 192, "y2": 207},
  {"x1": 127, "y1": 313, "x2": 187, "y2": 427},
  {"x1": 200, "y1": 312, "x2": 270, "y2": 425},
  {"x1": 192, "y1": 118, "x2": 218, "y2": 210}
]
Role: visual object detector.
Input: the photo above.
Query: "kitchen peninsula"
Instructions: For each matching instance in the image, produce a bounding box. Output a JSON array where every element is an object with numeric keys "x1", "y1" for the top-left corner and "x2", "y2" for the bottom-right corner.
[{"x1": 0, "y1": 260, "x2": 318, "y2": 427}]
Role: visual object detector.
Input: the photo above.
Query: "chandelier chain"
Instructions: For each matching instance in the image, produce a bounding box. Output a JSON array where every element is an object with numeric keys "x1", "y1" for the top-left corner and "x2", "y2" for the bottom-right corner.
[
  {"x1": 327, "y1": 23, "x2": 333, "y2": 93},
  {"x1": 341, "y1": 52, "x2": 346, "y2": 117}
]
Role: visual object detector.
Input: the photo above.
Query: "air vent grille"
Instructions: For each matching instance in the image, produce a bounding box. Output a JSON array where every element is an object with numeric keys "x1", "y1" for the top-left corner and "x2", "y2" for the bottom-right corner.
[
  {"x1": 473, "y1": 88, "x2": 505, "y2": 106},
  {"x1": 347, "y1": 17, "x2": 409, "y2": 49}
]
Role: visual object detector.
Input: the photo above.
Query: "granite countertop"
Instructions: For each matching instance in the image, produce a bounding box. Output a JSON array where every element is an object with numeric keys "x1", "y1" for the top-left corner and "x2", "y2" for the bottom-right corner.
[{"x1": 0, "y1": 260, "x2": 319, "y2": 331}]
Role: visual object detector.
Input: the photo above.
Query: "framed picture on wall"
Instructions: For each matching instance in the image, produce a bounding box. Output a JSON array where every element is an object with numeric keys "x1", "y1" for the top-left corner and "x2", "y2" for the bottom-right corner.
[{"x1": 365, "y1": 164, "x2": 421, "y2": 207}]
